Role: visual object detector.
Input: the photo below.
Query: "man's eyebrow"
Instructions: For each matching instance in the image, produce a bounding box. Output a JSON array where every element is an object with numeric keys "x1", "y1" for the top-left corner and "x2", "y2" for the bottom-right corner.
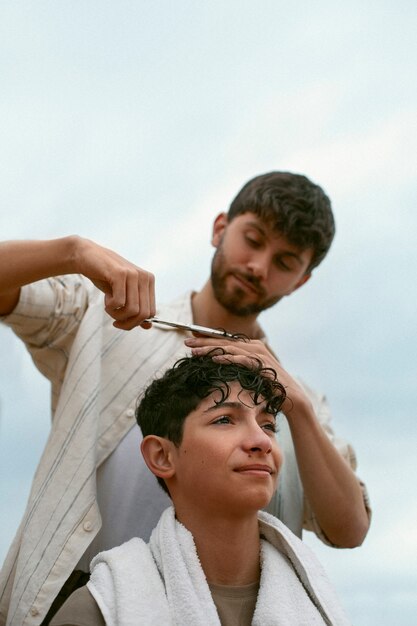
[
  {"x1": 277, "y1": 250, "x2": 304, "y2": 265},
  {"x1": 247, "y1": 220, "x2": 305, "y2": 265},
  {"x1": 246, "y1": 220, "x2": 266, "y2": 235}
]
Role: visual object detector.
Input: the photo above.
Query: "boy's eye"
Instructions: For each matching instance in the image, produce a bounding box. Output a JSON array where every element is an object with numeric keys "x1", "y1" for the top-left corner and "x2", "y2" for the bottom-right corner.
[
  {"x1": 262, "y1": 422, "x2": 277, "y2": 433},
  {"x1": 213, "y1": 416, "x2": 231, "y2": 425}
]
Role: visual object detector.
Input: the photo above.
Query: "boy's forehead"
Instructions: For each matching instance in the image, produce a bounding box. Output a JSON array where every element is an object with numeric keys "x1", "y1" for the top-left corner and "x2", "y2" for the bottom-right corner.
[{"x1": 196, "y1": 382, "x2": 266, "y2": 413}]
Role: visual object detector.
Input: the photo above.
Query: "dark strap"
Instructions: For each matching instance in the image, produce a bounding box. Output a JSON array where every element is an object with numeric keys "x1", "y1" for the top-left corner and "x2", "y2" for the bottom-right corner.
[{"x1": 41, "y1": 570, "x2": 90, "y2": 625}]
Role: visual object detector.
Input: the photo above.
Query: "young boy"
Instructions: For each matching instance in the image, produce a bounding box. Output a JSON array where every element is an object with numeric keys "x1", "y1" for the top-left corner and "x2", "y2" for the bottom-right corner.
[{"x1": 50, "y1": 352, "x2": 350, "y2": 626}]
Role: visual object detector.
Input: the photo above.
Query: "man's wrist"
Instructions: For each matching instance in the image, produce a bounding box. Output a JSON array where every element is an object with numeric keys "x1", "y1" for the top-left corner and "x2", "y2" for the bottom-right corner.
[{"x1": 282, "y1": 395, "x2": 315, "y2": 426}]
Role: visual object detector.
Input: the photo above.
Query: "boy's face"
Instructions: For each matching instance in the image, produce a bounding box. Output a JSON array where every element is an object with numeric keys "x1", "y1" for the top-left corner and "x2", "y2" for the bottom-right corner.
[
  {"x1": 210, "y1": 212, "x2": 313, "y2": 316},
  {"x1": 169, "y1": 382, "x2": 282, "y2": 517}
]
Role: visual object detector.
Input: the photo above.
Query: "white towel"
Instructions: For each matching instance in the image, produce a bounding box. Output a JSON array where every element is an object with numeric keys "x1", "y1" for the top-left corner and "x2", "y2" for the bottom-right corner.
[
  {"x1": 87, "y1": 536, "x2": 172, "y2": 625},
  {"x1": 87, "y1": 506, "x2": 351, "y2": 625},
  {"x1": 255, "y1": 512, "x2": 352, "y2": 625}
]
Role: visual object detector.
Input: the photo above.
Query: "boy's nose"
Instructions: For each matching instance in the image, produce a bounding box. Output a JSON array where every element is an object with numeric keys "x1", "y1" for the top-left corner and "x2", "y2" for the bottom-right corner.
[{"x1": 242, "y1": 426, "x2": 272, "y2": 455}]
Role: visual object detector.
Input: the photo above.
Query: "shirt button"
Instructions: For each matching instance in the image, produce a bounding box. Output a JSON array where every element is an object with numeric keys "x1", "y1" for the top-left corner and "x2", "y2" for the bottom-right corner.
[
  {"x1": 125, "y1": 408, "x2": 135, "y2": 418},
  {"x1": 83, "y1": 521, "x2": 93, "y2": 532},
  {"x1": 30, "y1": 607, "x2": 39, "y2": 616}
]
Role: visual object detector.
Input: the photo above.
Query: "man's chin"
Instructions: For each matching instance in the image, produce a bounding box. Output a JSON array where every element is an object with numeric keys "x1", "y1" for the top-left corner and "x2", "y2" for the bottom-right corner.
[
  {"x1": 221, "y1": 291, "x2": 282, "y2": 317},
  {"x1": 221, "y1": 298, "x2": 266, "y2": 317},
  {"x1": 212, "y1": 278, "x2": 282, "y2": 317}
]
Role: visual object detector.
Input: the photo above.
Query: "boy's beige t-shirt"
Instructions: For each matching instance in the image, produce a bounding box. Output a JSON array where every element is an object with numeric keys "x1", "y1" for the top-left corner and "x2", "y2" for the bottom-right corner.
[
  {"x1": 209, "y1": 581, "x2": 259, "y2": 626},
  {"x1": 50, "y1": 582, "x2": 259, "y2": 626}
]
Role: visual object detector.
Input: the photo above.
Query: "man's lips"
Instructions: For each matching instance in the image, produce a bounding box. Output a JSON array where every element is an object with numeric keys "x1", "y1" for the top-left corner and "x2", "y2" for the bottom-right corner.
[{"x1": 231, "y1": 273, "x2": 263, "y2": 296}]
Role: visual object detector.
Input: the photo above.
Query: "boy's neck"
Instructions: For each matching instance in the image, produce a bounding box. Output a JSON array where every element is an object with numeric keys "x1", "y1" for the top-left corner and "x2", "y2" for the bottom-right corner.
[
  {"x1": 176, "y1": 507, "x2": 261, "y2": 586},
  {"x1": 192, "y1": 282, "x2": 264, "y2": 340}
]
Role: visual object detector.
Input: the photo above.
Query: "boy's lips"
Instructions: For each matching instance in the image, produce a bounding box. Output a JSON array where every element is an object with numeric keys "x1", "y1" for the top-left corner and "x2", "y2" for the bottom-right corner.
[{"x1": 234, "y1": 464, "x2": 274, "y2": 475}]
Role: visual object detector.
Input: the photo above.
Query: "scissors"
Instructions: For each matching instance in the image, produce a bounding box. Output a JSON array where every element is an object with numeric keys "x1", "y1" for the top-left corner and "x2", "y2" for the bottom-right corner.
[{"x1": 144, "y1": 317, "x2": 241, "y2": 340}]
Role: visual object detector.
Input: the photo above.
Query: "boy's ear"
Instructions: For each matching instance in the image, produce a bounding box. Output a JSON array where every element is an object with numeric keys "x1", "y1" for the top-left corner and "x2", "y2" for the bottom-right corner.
[
  {"x1": 141, "y1": 435, "x2": 176, "y2": 481},
  {"x1": 211, "y1": 212, "x2": 228, "y2": 248}
]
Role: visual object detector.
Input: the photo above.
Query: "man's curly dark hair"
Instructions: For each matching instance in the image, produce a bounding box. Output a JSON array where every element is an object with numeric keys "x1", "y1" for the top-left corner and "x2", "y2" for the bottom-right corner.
[
  {"x1": 136, "y1": 351, "x2": 286, "y2": 494},
  {"x1": 228, "y1": 171, "x2": 335, "y2": 271}
]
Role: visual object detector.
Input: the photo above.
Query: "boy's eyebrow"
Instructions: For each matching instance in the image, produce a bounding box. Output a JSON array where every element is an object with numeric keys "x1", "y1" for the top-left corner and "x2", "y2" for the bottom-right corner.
[
  {"x1": 203, "y1": 401, "x2": 242, "y2": 414},
  {"x1": 203, "y1": 400, "x2": 275, "y2": 420}
]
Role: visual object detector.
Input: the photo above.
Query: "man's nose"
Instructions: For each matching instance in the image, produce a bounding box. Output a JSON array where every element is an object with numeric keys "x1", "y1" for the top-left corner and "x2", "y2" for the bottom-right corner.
[{"x1": 246, "y1": 250, "x2": 270, "y2": 282}]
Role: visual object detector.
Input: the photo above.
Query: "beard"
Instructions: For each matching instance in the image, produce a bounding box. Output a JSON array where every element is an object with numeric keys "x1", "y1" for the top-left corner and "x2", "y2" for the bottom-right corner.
[{"x1": 210, "y1": 244, "x2": 282, "y2": 317}]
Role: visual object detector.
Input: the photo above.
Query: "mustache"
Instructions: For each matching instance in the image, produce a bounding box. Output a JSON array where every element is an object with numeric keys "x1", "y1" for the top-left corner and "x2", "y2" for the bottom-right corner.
[{"x1": 233, "y1": 271, "x2": 266, "y2": 296}]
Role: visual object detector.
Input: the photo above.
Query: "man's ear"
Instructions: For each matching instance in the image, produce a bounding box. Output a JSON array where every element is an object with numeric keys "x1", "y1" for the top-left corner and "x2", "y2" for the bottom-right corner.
[
  {"x1": 211, "y1": 212, "x2": 228, "y2": 248},
  {"x1": 141, "y1": 436, "x2": 176, "y2": 481}
]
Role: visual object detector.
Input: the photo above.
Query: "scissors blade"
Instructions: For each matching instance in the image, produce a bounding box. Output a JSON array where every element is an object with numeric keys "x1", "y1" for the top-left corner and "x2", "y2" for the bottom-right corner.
[{"x1": 145, "y1": 317, "x2": 238, "y2": 340}]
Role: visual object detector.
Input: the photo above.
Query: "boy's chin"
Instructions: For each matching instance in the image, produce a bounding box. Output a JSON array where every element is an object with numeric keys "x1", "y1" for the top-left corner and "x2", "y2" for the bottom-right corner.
[{"x1": 233, "y1": 493, "x2": 276, "y2": 515}]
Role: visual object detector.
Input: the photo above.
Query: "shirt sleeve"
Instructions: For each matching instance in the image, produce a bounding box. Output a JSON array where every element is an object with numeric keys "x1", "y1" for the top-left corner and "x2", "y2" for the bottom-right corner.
[
  {"x1": 298, "y1": 378, "x2": 372, "y2": 545},
  {"x1": 1, "y1": 275, "x2": 93, "y2": 414}
]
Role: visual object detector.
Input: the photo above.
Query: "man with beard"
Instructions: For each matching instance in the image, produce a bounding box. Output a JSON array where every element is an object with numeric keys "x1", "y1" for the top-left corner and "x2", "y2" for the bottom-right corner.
[{"x1": 0, "y1": 172, "x2": 370, "y2": 625}]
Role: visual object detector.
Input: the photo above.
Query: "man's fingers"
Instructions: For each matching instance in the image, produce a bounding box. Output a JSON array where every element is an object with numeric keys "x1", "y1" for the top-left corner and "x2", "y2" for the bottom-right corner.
[
  {"x1": 134, "y1": 270, "x2": 156, "y2": 321},
  {"x1": 185, "y1": 336, "x2": 263, "y2": 350},
  {"x1": 103, "y1": 271, "x2": 129, "y2": 314},
  {"x1": 188, "y1": 344, "x2": 264, "y2": 366},
  {"x1": 211, "y1": 351, "x2": 264, "y2": 369},
  {"x1": 75, "y1": 238, "x2": 156, "y2": 328},
  {"x1": 122, "y1": 271, "x2": 140, "y2": 317},
  {"x1": 186, "y1": 339, "x2": 267, "y2": 360},
  {"x1": 104, "y1": 291, "x2": 126, "y2": 316},
  {"x1": 113, "y1": 314, "x2": 153, "y2": 331},
  {"x1": 104, "y1": 268, "x2": 155, "y2": 327}
]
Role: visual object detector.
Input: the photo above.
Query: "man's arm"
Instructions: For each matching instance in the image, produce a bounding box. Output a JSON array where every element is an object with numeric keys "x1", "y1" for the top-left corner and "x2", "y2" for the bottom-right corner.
[
  {"x1": 276, "y1": 378, "x2": 369, "y2": 548},
  {"x1": 0, "y1": 236, "x2": 155, "y2": 329},
  {"x1": 185, "y1": 336, "x2": 370, "y2": 548}
]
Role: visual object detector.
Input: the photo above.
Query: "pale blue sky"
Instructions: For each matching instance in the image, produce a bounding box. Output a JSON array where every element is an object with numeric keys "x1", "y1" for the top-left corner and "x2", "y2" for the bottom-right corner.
[{"x1": 1, "y1": 2, "x2": 416, "y2": 624}]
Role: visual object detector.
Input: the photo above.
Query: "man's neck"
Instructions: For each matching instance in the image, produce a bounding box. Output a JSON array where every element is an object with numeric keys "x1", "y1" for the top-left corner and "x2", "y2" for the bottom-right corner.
[
  {"x1": 192, "y1": 281, "x2": 264, "y2": 339},
  {"x1": 175, "y1": 507, "x2": 261, "y2": 586}
]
